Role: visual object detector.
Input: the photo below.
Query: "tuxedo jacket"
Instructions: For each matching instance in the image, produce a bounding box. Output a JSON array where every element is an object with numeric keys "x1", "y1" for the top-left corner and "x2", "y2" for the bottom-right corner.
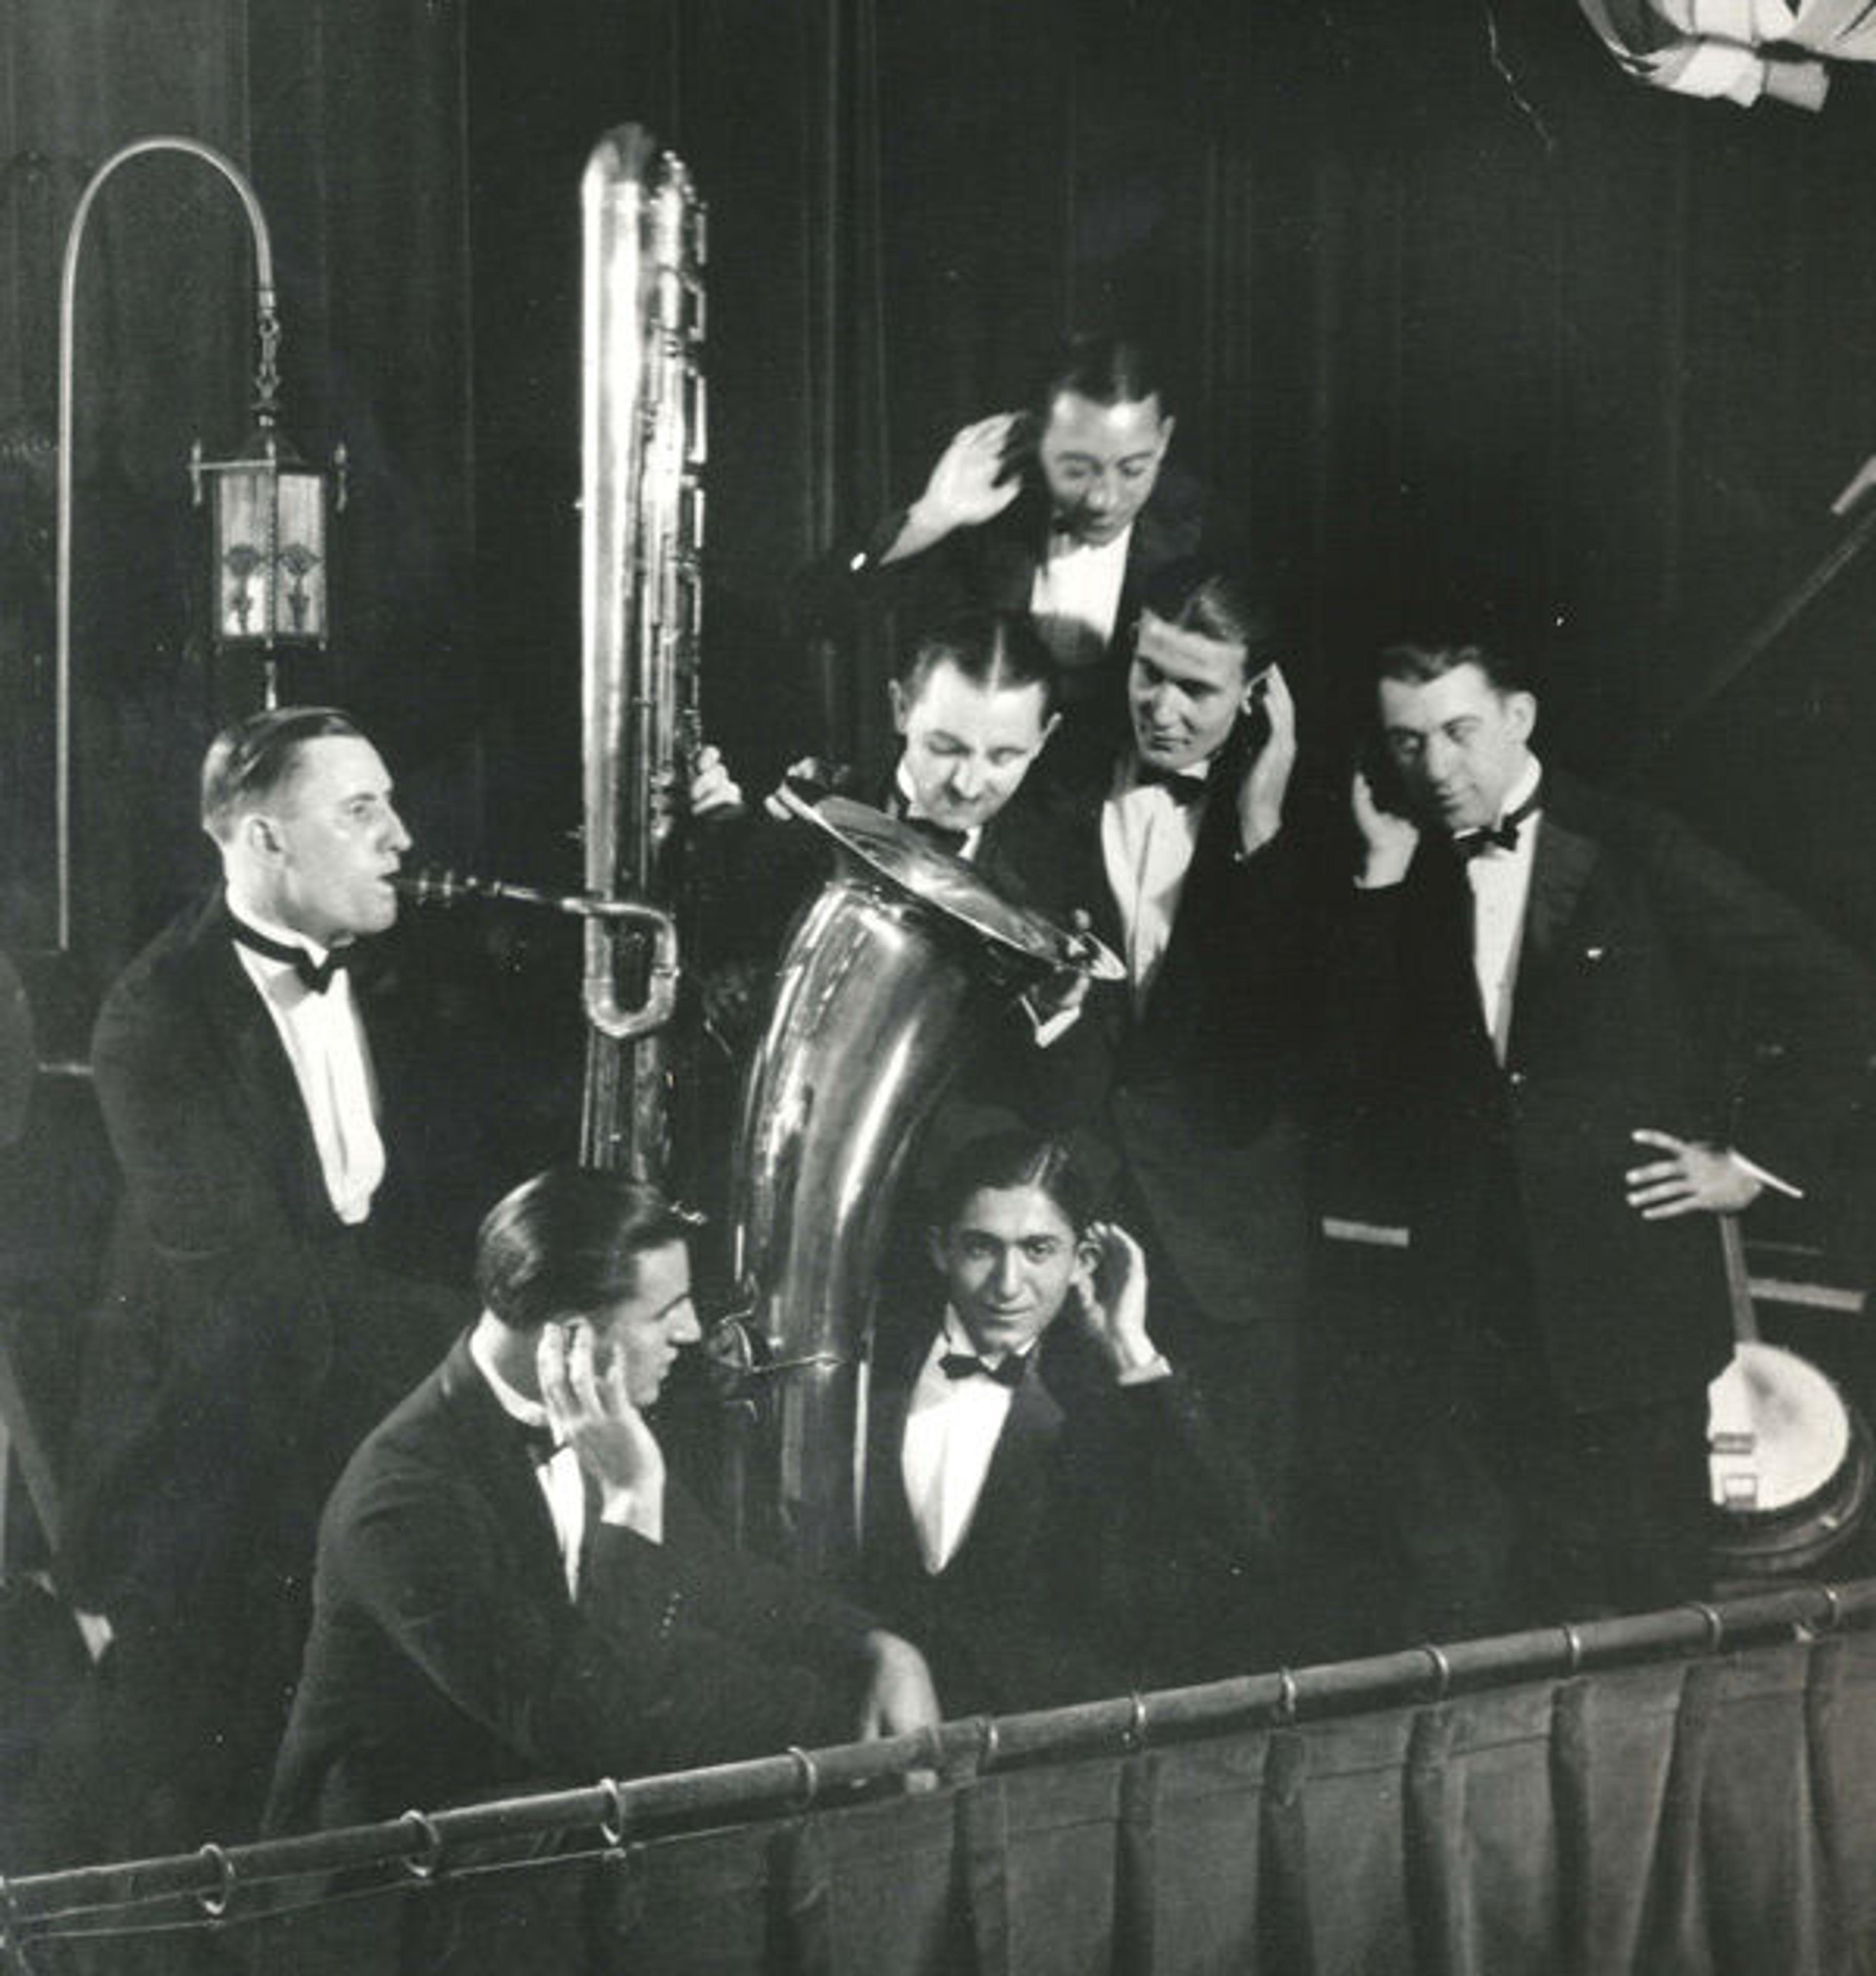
[
  {"x1": 791, "y1": 464, "x2": 1237, "y2": 764},
  {"x1": 801, "y1": 463, "x2": 1219, "y2": 646},
  {"x1": 61, "y1": 889, "x2": 468, "y2": 1623},
  {"x1": 860, "y1": 1303, "x2": 1277, "y2": 1712},
  {"x1": 1336, "y1": 768, "x2": 1876, "y2": 1414},
  {"x1": 267, "y1": 1336, "x2": 879, "y2": 1832},
  {"x1": 1025, "y1": 727, "x2": 1320, "y2": 1334}
]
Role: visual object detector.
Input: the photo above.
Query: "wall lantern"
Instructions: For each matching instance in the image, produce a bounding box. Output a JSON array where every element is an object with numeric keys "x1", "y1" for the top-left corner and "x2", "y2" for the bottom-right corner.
[{"x1": 54, "y1": 134, "x2": 343, "y2": 950}]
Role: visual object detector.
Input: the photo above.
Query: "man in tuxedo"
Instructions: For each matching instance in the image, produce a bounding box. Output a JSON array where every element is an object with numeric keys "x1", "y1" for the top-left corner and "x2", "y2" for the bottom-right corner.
[
  {"x1": 268, "y1": 1166, "x2": 938, "y2": 1832},
  {"x1": 46, "y1": 706, "x2": 468, "y2": 1856},
  {"x1": 708, "y1": 610, "x2": 1089, "y2": 1048},
  {"x1": 1342, "y1": 636, "x2": 1876, "y2": 1634},
  {"x1": 799, "y1": 333, "x2": 1235, "y2": 733},
  {"x1": 1029, "y1": 565, "x2": 1316, "y2": 1547},
  {"x1": 861, "y1": 1132, "x2": 1275, "y2": 1713}
]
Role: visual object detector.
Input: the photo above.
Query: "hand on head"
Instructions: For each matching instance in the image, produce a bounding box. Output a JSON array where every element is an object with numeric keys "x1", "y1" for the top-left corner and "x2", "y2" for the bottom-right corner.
[
  {"x1": 1071, "y1": 1221, "x2": 1159, "y2": 1376},
  {"x1": 1350, "y1": 763, "x2": 1420, "y2": 888},
  {"x1": 1236, "y1": 663, "x2": 1296, "y2": 857},
  {"x1": 912, "y1": 414, "x2": 1030, "y2": 537},
  {"x1": 536, "y1": 1320, "x2": 666, "y2": 1537}
]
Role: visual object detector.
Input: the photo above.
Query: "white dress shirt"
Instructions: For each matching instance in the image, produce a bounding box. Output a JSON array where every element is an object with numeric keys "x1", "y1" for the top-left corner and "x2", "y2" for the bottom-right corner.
[
  {"x1": 229, "y1": 903, "x2": 385, "y2": 1224},
  {"x1": 1102, "y1": 754, "x2": 1214, "y2": 1012},
  {"x1": 899, "y1": 1309, "x2": 1036, "y2": 1575},
  {"x1": 469, "y1": 1326, "x2": 587, "y2": 1599},
  {"x1": 1463, "y1": 759, "x2": 1543, "y2": 1063},
  {"x1": 1460, "y1": 761, "x2": 1799, "y2": 1196},
  {"x1": 1029, "y1": 523, "x2": 1133, "y2": 671}
]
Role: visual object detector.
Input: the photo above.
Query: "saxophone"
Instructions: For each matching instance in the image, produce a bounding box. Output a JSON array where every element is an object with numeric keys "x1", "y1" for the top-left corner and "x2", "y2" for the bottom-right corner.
[{"x1": 577, "y1": 125, "x2": 706, "y2": 1178}]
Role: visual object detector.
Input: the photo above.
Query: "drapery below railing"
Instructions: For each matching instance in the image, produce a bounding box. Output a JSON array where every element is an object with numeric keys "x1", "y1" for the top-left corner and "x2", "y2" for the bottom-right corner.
[{"x1": 7, "y1": 1583, "x2": 1876, "y2": 1975}]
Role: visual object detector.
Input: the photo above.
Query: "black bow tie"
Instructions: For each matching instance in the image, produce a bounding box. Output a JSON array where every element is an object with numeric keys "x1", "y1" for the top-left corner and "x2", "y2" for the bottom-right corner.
[
  {"x1": 1453, "y1": 787, "x2": 1542, "y2": 862},
  {"x1": 513, "y1": 1419, "x2": 564, "y2": 1467},
  {"x1": 229, "y1": 917, "x2": 352, "y2": 994},
  {"x1": 1135, "y1": 763, "x2": 1209, "y2": 807},
  {"x1": 939, "y1": 1349, "x2": 1029, "y2": 1389},
  {"x1": 902, "y1": 816, "x2": 970, "y2": 856}
]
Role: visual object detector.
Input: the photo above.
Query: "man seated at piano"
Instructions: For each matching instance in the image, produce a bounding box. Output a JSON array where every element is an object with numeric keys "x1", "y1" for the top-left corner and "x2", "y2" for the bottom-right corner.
[{"x1": 859, "y1": 1130, "x2": 1279, "y2": 1714}]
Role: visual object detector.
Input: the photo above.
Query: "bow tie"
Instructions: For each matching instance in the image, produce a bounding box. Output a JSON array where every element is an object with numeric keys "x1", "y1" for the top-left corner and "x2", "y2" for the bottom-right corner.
[
  {"x1": 902, "y1": 816, "x2": 970, "y2": 856},
  {"x1": 939, "y1": 1349, "x2": 1029, "y2": 1389},
  {"x1": 1134, "y1": 763, "x2": 1209, "y2": 807},
  {"x1": 513, "y1": 1418, "x2": 565, "y2": 1467},
  {"x1": 229, "y1": 918, "x2": 352, "y2": 994},
  {"x1": 1453, "y1": 787, "x2": 1542, "y2": 862}
]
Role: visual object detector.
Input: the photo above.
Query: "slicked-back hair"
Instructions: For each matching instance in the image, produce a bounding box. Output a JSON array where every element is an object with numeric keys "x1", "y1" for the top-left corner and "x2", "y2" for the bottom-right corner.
[
  {"x1": 1374, "y1": 637, "x2": 1533, "y2": 698},
  {"x1": 898, "y1": 610, "x2": 1058, "y2": 722},
  {"x1": 200, "y1": 706, "x2": 362, "y2": 842},
  {"x1": 1136, "y1": 562, "x2": 1281, "y2": 678},
  {"x1": 930, "y1": 1130, "x2": 1095, "y2": 1241},
  {"x1": 475, "y1": 1166, "x2": 694, "y2": 1334},
  {"x1": 1035, "y1": 332, "x2": 1174, "y2": 422}
]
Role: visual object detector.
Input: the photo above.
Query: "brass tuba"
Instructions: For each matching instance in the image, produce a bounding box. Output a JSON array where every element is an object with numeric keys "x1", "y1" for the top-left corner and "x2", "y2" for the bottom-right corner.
[
  {"x1": 724, "y1": 796, "x2": 1123, "y2": 1577},
  {"x1": 577, "y1": 125, "x2": 706, "y2": 1178}
]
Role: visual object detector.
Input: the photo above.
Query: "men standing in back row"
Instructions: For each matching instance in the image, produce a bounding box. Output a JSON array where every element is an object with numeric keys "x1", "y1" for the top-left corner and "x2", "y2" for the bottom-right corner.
[
  {"x1": 808, "y1": 333, "x2": 1238, "y2": 736},
  {"x1": 1031, "y1": 564, "x2": 1316, "y2": 1550},
  {"x1": 1341, "y1": 637, "x2": 1876, "y2": 1636}
]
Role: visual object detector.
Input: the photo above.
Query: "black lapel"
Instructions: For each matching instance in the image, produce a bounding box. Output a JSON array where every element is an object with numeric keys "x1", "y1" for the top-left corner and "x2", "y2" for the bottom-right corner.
[
  {"x1": 189, "y1": 892, "x2": 334, "y2": 1228},
  {"x1": 960, "y1": 1354, "x2": 1065, "y2": 1566},
  {"x1": 1520, "y1": 784, "x2": 1602, "y2": 978},
  {"x1": 864, "y1": 1311, "x2": 940, "y2": 1574},
  {"x1": 437, "y1": 1337, "x2": 573, "y2": 1611}
]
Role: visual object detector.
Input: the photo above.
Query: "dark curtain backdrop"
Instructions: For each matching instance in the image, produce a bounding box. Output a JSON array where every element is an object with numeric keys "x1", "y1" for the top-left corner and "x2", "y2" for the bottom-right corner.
[
  {"x1": 11, "y1": 2, "x2": 1876, "y2": 975},
  {"x1": 462, "y1": 0, "x2": 1876, "y2": 974}
]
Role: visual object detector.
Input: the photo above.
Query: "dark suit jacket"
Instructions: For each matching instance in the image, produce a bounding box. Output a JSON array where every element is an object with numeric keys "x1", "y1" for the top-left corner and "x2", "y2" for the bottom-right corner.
[
  {"x1": 1335, "y1": 768, "x2": 1876, "y2": 1414},
  {"x1": 266, "y1": 1336, "x2": 881, "y2": 1831},
  {"x1": 1026, "y1": 727, "x2": 1319, "y2": 1336},
  {"x1": 861, "y1": 1304, "x2": 1276, "y2": 1710},
  {"x1": 61, "y1": 890, "x2": 468, "y2": 1623},
  {"x1": 792, "y1": 464, "x2": 1235, "y2": 758}
]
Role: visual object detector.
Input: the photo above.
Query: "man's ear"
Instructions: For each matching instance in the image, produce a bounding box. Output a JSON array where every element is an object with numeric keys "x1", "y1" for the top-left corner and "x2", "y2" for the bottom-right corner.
[
  {"x1": 1157, "y1": 413, "x2": 1176, "y2": 454},
  {"x1": 1506, "y1": 690, "x2": 1538, "y2": 744},
  {"x1": 925, "y1": 1226, "x2": 948, "y2": 1277},
  {"x1": 888, "y1": 679, "x2": 911, "y2": 736},
  {"x1": 1072, "y1": 1233, "x2": 1102, "y2": 1299},
  {"x1": 241, "y1": 811, "x2": 285, "y2": 861}
]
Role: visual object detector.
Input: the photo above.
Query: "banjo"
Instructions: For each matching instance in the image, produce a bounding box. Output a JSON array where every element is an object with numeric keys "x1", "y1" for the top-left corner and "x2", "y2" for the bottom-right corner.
[{"x1": 1707, "y1": 1214, "x2": 1873, "y2": 1580}]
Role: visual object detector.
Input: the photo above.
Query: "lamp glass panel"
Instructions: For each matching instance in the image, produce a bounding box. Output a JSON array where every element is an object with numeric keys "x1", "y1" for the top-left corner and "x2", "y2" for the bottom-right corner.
[
  {"x1": 272, "y1": 468, "x2": 328, "y2": 642},
  {"x1": 213, "y1": 467, "x2": 272, "y2": 642}
]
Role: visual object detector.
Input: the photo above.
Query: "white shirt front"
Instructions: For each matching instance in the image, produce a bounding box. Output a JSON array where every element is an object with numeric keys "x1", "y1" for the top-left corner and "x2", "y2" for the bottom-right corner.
[
  {"x1": 1459, "y1": 761, "x2": 1801, "y2": 1198},
  {"x1": 1029, "y1": 523, "x2": 1133, "y2": 672},
  {"x1": 1463, "y1": 759, "x2": 1542, "y2": 1063},
  {"x1": 469, "y1": 1326, "x2": 588, "y2": 1599},
  {"x1": 1101, "y1": 753, "x2": 1214, "y2": 1012},
  {"x1": 899, "y1": 1309, "x2": 1035, "y2": 1575},
  {"x1": 229, "y1": 903, "x2": 385, "y2": 1224}
]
